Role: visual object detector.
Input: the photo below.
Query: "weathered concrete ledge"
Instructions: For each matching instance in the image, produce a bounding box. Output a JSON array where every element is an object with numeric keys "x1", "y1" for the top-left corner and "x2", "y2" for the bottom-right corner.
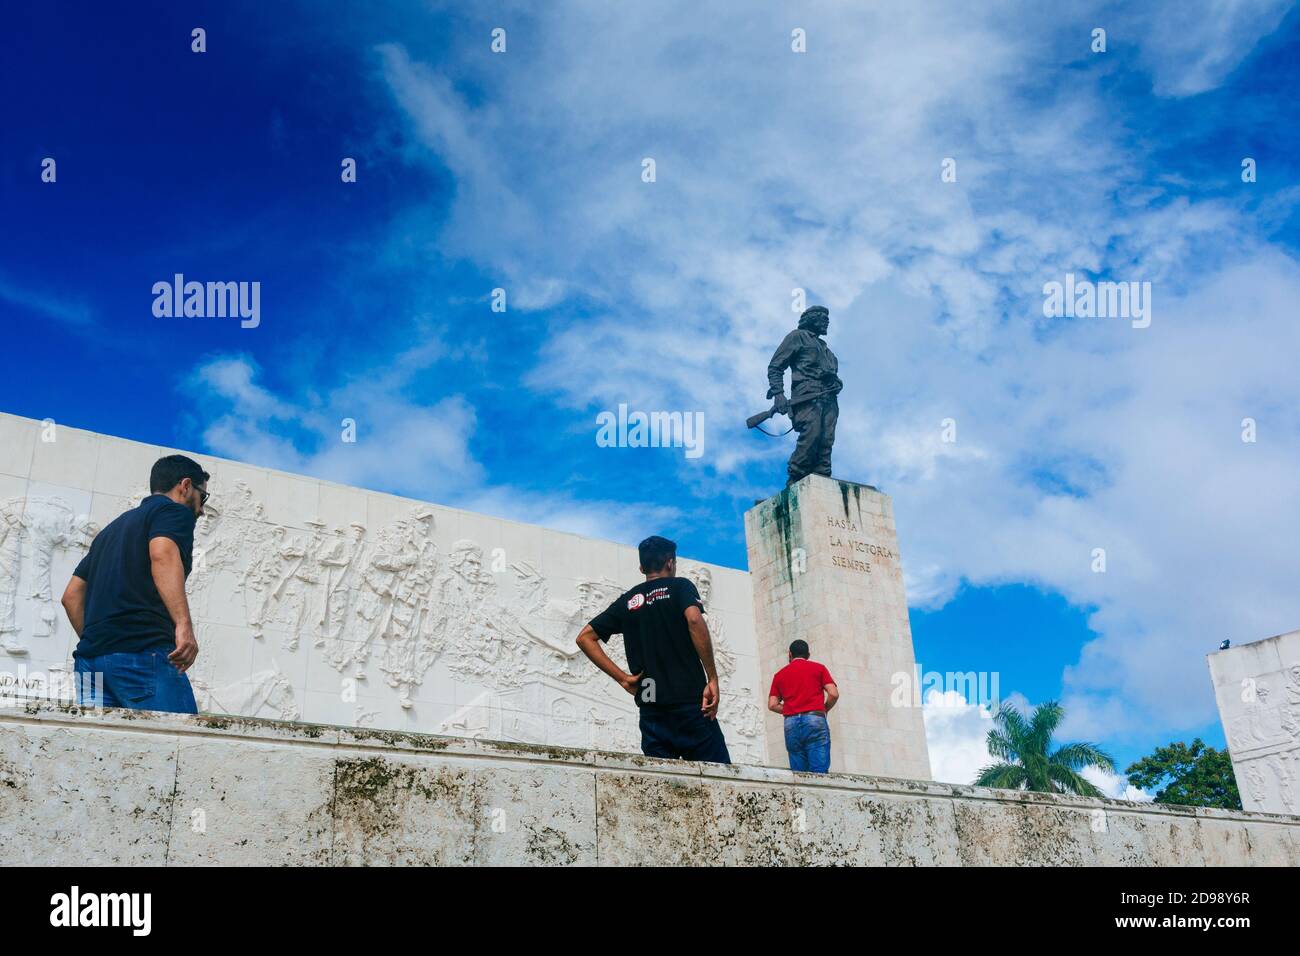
[{"x1": 2, "y1": 701, "x2": 1297, "y2": 865}]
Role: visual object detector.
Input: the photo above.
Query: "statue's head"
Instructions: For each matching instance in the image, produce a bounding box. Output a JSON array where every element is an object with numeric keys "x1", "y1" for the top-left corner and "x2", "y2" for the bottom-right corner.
[{"x1": 798, "y1": 305, "x2": 830, "y2": 335}]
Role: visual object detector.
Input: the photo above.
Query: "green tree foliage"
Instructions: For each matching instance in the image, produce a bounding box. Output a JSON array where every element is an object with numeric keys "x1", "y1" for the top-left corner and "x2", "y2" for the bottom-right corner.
[
  {"x1": 1124, "y1": 738, "x2": 1241, "y2": 810},
  {"x1": 975, "y1": 700, "x2": 1115, "y2": 797}
]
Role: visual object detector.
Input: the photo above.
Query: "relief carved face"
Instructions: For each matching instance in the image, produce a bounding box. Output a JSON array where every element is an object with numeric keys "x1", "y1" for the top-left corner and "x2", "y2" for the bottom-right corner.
[
  {"x1": 196, "y1": 503, "x2": 221, "y2": 538},
  {"x1": 696, "y1": 576, "x2": 712, "y2": 604},
  {"x1": 451, "y1": 543, "x2": 485, "y2": 587},
  {"x1": 687, "y1": 566, "x2": 713, "y2": 604},
  {"x1": 411, "y1": 511, "x2": 435, "y2": 540},
  {"x1": 577, "y1": 580, "x2": 619, "y2": 617}
]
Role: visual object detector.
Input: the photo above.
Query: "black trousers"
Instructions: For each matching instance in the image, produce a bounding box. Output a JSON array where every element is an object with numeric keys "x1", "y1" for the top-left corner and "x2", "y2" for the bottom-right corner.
[
  {"x1": 639, "y1": 703, "x2": 732, "y2": 764},
  {"x1": 788, "y1": 395, "x2": 838, "y2": 484}
]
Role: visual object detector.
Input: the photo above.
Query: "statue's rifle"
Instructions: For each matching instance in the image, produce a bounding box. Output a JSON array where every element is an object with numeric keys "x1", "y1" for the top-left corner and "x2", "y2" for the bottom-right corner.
[{"x1": 745, "y1": 390, "x2": 829, "y2": 437}]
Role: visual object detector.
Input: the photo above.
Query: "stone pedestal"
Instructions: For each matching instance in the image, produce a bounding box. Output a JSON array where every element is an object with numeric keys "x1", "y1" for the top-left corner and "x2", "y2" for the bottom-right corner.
[
  {"x1": 1207, "y1": 629, "x2": 1300, "y2": 815},
  {"x1": 744, "y1": 474, "x2": 931, "y2": 779}
]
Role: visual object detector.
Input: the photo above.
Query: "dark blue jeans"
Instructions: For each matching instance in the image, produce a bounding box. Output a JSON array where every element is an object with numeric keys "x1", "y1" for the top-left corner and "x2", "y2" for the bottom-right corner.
[
  {"x1": 784, "y1": 711, "x2": 831, "y2": 773},
  {"x1": 639, "y1": 702, "x2": 731, "y2": 764},
  {"x1": 74, "y1": 650, "x2": 198, "y2": 714}
]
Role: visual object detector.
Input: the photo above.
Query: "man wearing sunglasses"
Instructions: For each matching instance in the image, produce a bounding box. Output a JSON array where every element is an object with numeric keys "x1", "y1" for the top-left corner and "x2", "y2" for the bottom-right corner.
[{"x1": 61, "y1": 455, "x2": 210, "y2": 714}]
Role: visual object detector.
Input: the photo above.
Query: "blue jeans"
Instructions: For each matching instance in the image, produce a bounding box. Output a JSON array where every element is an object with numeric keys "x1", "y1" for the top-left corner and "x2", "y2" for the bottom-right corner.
[
  {"x1": 74, "y1": 651, "x2": 197, "y2": 714},
  {"x1": 639, "y1": 702, "x2": 732, "y2": 764},
  {"x1": 784, "y1": 711, "x2": 831, "y2": 773}
]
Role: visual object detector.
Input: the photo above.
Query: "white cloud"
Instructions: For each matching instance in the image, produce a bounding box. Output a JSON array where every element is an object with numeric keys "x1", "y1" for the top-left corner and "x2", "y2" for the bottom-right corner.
[
  {"x1": 924, "y1": 689, "x2": 1001, "y2": 786},
  {"x1": 457, "y1": 485, "x2": 682, "y2": 545},
  {"x1": 1083, "y1": 764, "x2": 1152, "y2": 802},
  {"x1": 191, "y1": 349, "x2": 484, "y2": 500},
  {"x1": 1117, "y1": 0, "x2": 1293, "y2": 97},
  {"x1": 0, "y1": 276, "x2": 93, "y2": 327},
  {"x1": 924, "y1": 689, "x2": 1152, "y2": 800},
  {"x1": 190, "y1": 350, "x2": 679, "y2": 549},
  {"x1": 360, "y1": 1, "x2": 1300, "y2": 747}
]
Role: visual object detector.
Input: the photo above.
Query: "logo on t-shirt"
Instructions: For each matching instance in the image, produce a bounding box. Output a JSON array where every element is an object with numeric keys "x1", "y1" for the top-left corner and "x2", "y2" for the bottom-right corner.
[
  {"x1": 627, "y1": 593, "x2": 646, "y2": 611},
  {"x1": 645, "y1": 586, "x2": 670, "y2": 606}
]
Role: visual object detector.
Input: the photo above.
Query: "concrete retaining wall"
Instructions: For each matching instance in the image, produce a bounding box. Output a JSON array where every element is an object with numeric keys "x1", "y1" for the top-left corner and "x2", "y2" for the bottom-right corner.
[{"x1": 2, "y1": 702, "x2": 1297, "y2": 866}]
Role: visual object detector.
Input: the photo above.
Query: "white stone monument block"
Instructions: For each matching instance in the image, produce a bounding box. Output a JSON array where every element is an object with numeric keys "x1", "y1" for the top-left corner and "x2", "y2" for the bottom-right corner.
[
  {"x1": 745, "y1": 474, "x2": 931, "y2": 779},
  {"x1": 1208, "y1": 629, "x2": 1300, "y2": 815}
]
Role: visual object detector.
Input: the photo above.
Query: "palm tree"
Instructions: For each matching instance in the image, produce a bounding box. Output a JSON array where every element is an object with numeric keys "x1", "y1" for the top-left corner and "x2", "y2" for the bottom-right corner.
[{"x1": 975, "y1": 700, "x2": 1115, "y2": 798}]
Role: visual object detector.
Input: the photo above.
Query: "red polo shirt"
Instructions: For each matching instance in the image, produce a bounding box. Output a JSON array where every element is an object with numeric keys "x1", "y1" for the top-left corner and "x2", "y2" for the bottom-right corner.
[{"x1": 769, "y1": 658, "x2": 836, "y2": 716}]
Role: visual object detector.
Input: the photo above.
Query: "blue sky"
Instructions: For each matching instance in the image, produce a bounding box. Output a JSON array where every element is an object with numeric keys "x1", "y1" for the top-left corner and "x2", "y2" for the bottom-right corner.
[{"x1": 4, "y1": 0, "x2": 1300, "y2": 785}]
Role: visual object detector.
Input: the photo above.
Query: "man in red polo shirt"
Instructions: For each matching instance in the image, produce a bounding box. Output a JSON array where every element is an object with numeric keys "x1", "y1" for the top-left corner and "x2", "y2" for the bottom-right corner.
[{"x1": 768, "y1": 640, "x2": 839, "y2": 773}]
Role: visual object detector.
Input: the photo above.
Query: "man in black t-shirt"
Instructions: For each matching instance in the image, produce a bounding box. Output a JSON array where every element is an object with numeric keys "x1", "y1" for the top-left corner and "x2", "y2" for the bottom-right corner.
[
  {"x1": 60, "y1": 454, "x2": 210, "y2": 714},
  {"x1": 576, "y1": 535, "x2": 730, "y2": 764}
]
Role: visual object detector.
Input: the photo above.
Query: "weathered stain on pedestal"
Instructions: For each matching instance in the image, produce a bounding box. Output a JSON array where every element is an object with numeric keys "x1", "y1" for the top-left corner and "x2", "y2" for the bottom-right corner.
[{"x1": 745, "y1": 474, "x2": 931, "y2": 779}]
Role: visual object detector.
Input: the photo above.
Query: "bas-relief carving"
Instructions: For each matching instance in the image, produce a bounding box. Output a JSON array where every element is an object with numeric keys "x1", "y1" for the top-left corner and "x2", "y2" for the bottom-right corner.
[
  {"x1": 168, "y1": 479, "x2": 766, "y2": 761},
  {"x1": 1225, "y1": 691, "x2": 1285, "y2": 751},
  {"x1": 440, "y1": 676, "x2": 642, "y2": 753},
  {"x1": 685, "y1": 564, "x2": 765, "y2": 763},
  {"x1": 0, "y1": 496, "x2": 98, "y2": 656},
  {"x1": 1222, "y1": 667, "x2": 1300, "y2": 751},
  {"x1": 1239, "y1": 751, "x2": 1300, "y2": 815},
  {"x1": 1285, "y1": 663, "x2": 1300, "y2": 738},
  {"x1": 191, "y1": 664, "x2": 299, "y2": 722},
  {"x1": 1218, "y1": 650, "x2": 1300, "y2": 815},
  {"x1": 429, "y1": 563, "x2": 767, "y2": 756}
]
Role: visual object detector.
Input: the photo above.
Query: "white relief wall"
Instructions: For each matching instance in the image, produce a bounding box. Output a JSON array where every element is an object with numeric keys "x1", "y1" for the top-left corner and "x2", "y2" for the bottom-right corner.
[
  {"x1": 0, "y1": 496, "x2": 98, "y2": 655},
  {"x1": 1208, "y1": 629, "x2": 1300, "y2": 816},
  {"x1": 0, "y1": 413, "x2": 767, "y2": 763}
]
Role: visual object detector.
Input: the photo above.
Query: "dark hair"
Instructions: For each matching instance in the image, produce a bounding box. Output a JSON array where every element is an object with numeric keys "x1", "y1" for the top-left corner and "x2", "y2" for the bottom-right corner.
[
  {"x1": 638, "y1": 535, "x2": 677, "y2": 573},
  {"x1": 150, "y1": 455, "x2": 210, "y2": 494},
  {"x1": 789, "y1": 639, "x2": 810, "y2": 659},
  {"x1": 798, "y1": 306, "x2": 829, "y2": 330}
]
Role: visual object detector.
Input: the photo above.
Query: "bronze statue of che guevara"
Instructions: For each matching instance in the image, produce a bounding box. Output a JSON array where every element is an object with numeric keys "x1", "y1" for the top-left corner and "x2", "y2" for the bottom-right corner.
[{"x1": 751, "y1": 305, "x2": 842, "y2": 486}]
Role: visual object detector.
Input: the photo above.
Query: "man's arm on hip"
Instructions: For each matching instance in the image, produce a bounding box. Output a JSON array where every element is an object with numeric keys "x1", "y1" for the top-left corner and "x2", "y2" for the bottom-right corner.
[
  {"x1": 61, "y1": 575, "x2": 87, "y2": 638},
  {"x1": 150, "y1": 536, "x2": 198, "y2": 672}
]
